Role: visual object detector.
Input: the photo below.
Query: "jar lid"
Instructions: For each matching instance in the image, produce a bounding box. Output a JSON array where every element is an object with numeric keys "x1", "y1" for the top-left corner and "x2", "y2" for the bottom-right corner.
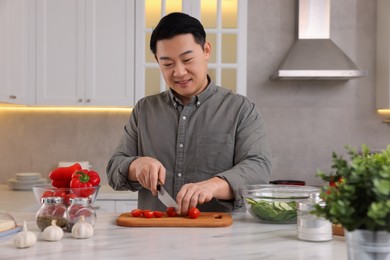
[
  {"x1": 40, "y1": 196, "x2": 64, "y2": 204},
  {"x1": 69, "y1": 197, "x2": 91, "y2": 205},
  {"x1": 309, "y1": 192, "x2": 322, "y2": 202},
  {"x1": 297, "y1": 192, "x2": 325, "y2": 210}
]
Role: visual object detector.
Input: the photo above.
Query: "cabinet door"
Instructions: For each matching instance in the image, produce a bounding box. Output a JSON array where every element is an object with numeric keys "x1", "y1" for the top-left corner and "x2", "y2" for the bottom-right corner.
[
  {"x1": 115, "y1": 200, "x2": 137, "y2": 213},
  {"x1": 36, "y1": 0, "x2": 84, "y2": 106},
  {"x1": 94, "y1": 200, "x2": 116, "y2": 212},
  {"x1": 135, "y1": 0, "x2": 247, "y2": 103},
  {"x1": 0, "y1": 0, "x2": 30, "y2": 104},
  {"x1": 377, "y1": 0, "x2": 390, "y2": 112},
  {"x1": 36, "y1": 0, "x2": 135, "y2": 106},
  {"x1": 84, "y1": 0, "x2": 135, "y2": 106}
]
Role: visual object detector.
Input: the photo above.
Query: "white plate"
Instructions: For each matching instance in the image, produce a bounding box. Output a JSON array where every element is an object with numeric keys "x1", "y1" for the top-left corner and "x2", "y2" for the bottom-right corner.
[
  {"x1": 15, "y1": 172, "x2": 41, "y2": 181},
  {"x1": 8, "y1": 177, "x2": 46, "y2": 185},
  {"x1": 7, "y1": 178, "x2": 48, "y2": 190}
]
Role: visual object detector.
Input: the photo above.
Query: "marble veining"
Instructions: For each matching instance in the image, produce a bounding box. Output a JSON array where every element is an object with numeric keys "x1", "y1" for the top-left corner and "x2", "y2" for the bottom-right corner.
[{"x1": 0, "y1": 212, "x2": 347, "y2": 260}]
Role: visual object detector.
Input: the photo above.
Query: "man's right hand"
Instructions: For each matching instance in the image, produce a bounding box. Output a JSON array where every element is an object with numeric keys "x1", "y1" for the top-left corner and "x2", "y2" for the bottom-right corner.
[{"x1": 128, "y1": 156, "x2": 166, "y2": 196}]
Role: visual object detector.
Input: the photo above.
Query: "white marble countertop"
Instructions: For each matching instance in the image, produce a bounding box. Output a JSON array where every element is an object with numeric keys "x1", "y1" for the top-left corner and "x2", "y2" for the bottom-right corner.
[{"x1": 0, "y1": 211, "x2": 348, "y2": 260}]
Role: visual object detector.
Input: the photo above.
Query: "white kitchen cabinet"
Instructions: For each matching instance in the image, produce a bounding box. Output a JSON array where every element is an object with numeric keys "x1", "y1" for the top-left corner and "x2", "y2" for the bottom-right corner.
[
  {"x1": 0, "y1": 0, "x2": 32, "y2": 105},
  {"x1": 94, "y1": 200, "x2": 116, "y2": 212},
  {"x1": 115, "y1": 200, "x2": 137, "y2": 212},
  {"x1": 95, "y1": 200, "x2": 137, "y2": 213},
  {"x1": 94, "y1": 185, "x2": 137, "y2": 213},
  {"x1": 2, "y1": 0, "x2": 246, "y2": 107},
  {"x1": 35, "y1": 0, "x2": 135, "y2": 106},
  {"x1": 377, "y1": 0, "x2": 390, "y2": 110}
]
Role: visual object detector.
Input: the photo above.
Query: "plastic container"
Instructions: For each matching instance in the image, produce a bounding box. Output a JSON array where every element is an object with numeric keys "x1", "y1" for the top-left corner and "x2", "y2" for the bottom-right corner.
[
  {"x1": 36, "y1": 197, "x2": 68, "y2": 231},
  {"x1": 67, "y1": 197, "x2": 96, "y2": 230},
  {"x1": 297, "y1": 193, "x2": 332, "y2": 242}
]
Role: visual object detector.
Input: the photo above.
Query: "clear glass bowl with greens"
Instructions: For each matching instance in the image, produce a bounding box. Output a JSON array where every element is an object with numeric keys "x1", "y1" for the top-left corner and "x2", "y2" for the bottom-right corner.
[{"x1": 239, "y1": 184, "x2": 320, "y2": 224}]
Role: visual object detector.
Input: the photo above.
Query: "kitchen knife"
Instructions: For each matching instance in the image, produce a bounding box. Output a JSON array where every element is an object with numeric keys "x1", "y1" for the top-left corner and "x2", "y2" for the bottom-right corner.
[{"x1": 157, "y1": 183, "x2": 179, "y2": 209}]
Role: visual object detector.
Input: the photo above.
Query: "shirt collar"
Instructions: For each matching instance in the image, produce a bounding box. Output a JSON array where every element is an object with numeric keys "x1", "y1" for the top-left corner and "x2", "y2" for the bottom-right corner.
[{"x1": 168, "y1": 75, "x2": 217, "y2": 109}]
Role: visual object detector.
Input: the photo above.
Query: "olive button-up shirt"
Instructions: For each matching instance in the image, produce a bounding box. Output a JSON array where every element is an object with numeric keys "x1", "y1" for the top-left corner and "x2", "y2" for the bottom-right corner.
[{"x1": 106, "y1": 81, "x2": 272, "y2": 212}]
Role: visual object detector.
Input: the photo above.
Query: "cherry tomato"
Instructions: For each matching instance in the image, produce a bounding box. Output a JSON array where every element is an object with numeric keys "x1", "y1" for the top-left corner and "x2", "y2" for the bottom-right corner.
[
  {"x1": 166, "y1": 207, "x2": 177, "y2": 217},
  {"x1": 153, "y1": 211, "x2": 164, "y2": 218},
  {"x1": 41, "y1": 191, "x2": 54, "y2": 198},
  {"x1": 53, "y1": 190, "x2": 67, "y2": 201},
  {"x1": 188, "y1": 207, "x2": 200, "y2": 219},
  {"x1": 131, "y1": 209, "x2": 143, "y2": 217},
  {"x1": 65, "y1": 193, "x2": 78, "y2": 206},
  {"x1": 143, "y1": 211, "x2": 155, "y2": 218}
]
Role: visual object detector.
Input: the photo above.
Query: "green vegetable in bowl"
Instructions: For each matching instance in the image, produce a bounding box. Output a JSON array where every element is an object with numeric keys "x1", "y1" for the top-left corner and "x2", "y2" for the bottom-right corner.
[{"x1": 246, "y1": 198, "x2": 298, "y2": 223}]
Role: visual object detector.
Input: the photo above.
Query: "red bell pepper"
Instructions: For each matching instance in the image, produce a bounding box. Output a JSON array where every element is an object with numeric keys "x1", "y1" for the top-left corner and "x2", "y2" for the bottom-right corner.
[
  {"x1": 49, "y1": 163, "x2": 82, "y2": 188},
  {"x1": 70, "y1": 169, "x2": 100, "y2": 197}
]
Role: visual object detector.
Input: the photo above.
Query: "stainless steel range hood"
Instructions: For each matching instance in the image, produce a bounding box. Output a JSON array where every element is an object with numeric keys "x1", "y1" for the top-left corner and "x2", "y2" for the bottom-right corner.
[{"x1": 270, "y1": 0, "x2": 367, "y2": 80}]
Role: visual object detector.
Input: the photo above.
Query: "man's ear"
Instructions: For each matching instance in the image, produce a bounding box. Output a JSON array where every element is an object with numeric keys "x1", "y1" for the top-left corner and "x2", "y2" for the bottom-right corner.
[{"x1": 204, "y1": 41, "x2": 211, "y2": 59}]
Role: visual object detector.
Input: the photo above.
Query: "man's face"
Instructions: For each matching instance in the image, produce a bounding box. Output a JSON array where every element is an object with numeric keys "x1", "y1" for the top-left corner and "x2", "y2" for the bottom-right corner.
[{"x1": 155, "y1": 34, "x2": 211, "y2": 104}]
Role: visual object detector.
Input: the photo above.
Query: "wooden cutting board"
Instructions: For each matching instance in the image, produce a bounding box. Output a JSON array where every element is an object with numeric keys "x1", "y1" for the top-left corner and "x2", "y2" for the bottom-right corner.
[{"x1": 116, "y1": 212, "x2": 233, "y2": 227}]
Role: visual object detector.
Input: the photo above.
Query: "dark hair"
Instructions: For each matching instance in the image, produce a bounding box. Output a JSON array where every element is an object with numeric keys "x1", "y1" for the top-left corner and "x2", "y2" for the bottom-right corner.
[{"x1": 150, "y1": 12, "x2": 206, "y2": 55}]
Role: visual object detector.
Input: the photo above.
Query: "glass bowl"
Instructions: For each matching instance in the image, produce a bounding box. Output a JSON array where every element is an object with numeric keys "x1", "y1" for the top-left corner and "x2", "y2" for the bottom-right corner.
[
  {"x1": 239, "y1": 184, "x2": 319, "y2": 224},
  {"x1": 32, "y1": 184, "x2": 100, "y2": 207},
  {"x1": 0, "y1": 210, "x2": 17, "y2": 232}
]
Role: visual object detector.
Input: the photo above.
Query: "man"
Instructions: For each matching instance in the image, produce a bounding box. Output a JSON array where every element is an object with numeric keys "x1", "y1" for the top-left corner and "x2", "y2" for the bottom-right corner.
[{"x1": 106, "y1": 12, "x2": 271, "y2": 215}]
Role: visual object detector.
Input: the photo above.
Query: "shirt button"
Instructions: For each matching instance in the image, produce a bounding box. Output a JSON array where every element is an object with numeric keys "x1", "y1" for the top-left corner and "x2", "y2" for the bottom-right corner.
[
  {"x1": 179, "y1": 144, "x2": 184, "y2": 148},
  {"x1": 177, "y1": 173, "x2": 182, "y2": 177},
  {"x1": 182, "y1": 116, "x2": 187, "y2": 120},
  {"x1": 197, "y1": 101, "x2": 201, "y2": 106}
]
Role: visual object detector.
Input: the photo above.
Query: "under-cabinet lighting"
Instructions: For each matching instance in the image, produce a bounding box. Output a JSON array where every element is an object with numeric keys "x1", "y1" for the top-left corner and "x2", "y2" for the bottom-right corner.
[
  {"x1": 0, "y1": 105, "x2": 133, "y2": 114},
  {"x1": 377, "y1": 109, "x2": 390, "y2": 117}
]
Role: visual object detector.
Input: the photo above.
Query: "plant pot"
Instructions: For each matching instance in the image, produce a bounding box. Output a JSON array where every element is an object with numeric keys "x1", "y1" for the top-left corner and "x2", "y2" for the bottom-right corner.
[{"x1": 345, "y1": 229, "x2": 390, "y2": 260}]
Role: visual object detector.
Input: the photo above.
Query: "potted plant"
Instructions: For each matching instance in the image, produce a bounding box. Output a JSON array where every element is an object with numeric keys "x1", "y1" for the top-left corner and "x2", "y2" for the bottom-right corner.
[{"x1": 312, "y1": 144, "x2": 390, "y2": 260}]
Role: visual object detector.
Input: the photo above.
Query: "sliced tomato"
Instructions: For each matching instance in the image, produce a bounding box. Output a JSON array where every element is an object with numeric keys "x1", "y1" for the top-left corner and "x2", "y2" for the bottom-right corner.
[
  {"x1": 166, "y1": 207, "x2": 177, "y2": 217},
  {"x1": 143, "y1": 211, "x2": 155, "y2": 218},
  {"x1": 131, "y1": 209, "x2": 143, "y2": 217},
  {"x1": 153, "y1": 211, "x2": 164, "y2": 218},
  {"x1": 188, "y1": 207, "x2": 200, "y2": 219}
]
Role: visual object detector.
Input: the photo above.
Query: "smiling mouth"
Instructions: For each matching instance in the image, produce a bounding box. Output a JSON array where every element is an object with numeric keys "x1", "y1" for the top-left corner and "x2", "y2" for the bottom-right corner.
[{"x1": 175, "y1": 79, "x2": 191, "y2": 85}]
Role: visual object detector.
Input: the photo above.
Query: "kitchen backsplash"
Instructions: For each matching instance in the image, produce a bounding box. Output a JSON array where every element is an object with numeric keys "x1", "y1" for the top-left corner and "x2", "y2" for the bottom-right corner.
[{"x1": 0, "y1": 109, "x2": 130, "y2": 185}]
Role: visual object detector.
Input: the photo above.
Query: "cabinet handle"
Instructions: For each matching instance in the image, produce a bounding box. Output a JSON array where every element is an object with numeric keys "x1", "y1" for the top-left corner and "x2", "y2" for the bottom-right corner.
[
  {"x1": 86, "y1": 99, "x2": 91, "y2": 103},
  {"x1": 78, "y1": 99, "x2": 83, "y2": 102},
  {"x1": 9, "y1": 95, "x2": 17, "y2": 99}
]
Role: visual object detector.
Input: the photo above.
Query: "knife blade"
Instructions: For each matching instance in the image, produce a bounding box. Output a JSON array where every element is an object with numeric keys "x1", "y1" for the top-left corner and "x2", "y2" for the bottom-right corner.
[{"x1": 157, "y1": 183, "x2": 179, "y2": 209}]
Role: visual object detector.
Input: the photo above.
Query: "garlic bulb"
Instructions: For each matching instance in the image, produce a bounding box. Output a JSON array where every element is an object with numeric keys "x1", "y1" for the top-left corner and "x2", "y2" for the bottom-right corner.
[
  {"x1": 71, "y1": 216, "x2": 94, "y2": 239},
  {"x1": 42, "y1": 219, "x2": 64, "y2": 241},
  {"x1": 13, "y1": 221, "x2": 37, "y2": 248}
]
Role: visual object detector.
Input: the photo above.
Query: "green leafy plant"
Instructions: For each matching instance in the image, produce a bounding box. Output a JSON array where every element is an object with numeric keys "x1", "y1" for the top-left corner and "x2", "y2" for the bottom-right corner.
[{"x1": 312, "y1": 144, "x2": 390, "y2": 232}]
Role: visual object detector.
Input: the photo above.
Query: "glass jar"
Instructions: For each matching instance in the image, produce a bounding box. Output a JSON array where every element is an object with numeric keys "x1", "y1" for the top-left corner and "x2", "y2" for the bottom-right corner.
[
  {"x1": 67, "y1": 197, "x2": 96, "y2": 230},
  {"x1": 36, "y1": 197, "x2": 68, "y2": 231},
  {"x1": 297, "y1": 192, "x2": 333, "y2": 242}
]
